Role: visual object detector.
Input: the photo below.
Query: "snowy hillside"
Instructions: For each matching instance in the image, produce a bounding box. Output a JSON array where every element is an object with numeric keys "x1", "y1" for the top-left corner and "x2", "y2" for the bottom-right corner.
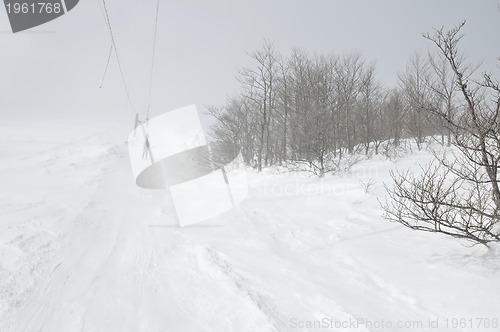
[{"x1": 0, "y1": 121, "x2": 499, "y2": 332}]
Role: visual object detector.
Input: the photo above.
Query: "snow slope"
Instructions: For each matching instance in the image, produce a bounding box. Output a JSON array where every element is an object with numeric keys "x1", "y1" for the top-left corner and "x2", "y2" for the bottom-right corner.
[{"x1": 0, "y1": 121, "x2": 499, "y2": 332}]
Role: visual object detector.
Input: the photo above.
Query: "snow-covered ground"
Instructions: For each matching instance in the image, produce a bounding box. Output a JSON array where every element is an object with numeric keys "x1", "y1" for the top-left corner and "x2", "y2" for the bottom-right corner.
[{"x1": 1, "y1": 121, "x2": 499, "y2": 332}]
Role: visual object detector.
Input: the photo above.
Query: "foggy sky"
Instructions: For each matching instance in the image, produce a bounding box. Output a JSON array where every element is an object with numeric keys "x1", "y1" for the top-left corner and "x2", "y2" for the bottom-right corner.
[{"x1": 1, "y1": 0, "x2": 499, "y2": 128}]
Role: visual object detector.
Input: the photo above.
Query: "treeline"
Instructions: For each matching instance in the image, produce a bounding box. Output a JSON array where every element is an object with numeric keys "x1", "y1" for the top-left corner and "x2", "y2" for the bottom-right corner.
[{"x1": 208, "y1": 41, "x2": 455, "y2": 175}]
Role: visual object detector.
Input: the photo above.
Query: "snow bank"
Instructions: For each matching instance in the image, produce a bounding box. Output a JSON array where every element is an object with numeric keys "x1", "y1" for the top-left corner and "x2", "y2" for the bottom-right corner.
[{"x1": 0, "y1": 121, "x2": 498, "y2": 331}]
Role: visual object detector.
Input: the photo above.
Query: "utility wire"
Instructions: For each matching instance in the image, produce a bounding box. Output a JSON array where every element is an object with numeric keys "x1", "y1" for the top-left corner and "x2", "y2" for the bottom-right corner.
[
  {"x1": 101, "y1": 0, "x2": 135, "y2": 113},
  {"x1": 146, "y1": 0, "x2": 160, "y2": 121},
  {"x1": 96, "y1": 0, "x2": 111, "y2": 89},
  {"x1": 95, "y1": 0, "x2": 106, "y2": 23},
  {"x1": 99, "y1": 43, "x2": 113, "y2": 88}
]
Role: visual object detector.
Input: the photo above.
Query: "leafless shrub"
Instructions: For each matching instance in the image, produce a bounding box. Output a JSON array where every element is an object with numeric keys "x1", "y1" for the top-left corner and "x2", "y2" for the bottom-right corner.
[
  {"x1": 383, "y1": 21, "x2": 500, "y2": 246},
  {"x1": 360, "y1": 178, "x2": 376, "y2": 193}
]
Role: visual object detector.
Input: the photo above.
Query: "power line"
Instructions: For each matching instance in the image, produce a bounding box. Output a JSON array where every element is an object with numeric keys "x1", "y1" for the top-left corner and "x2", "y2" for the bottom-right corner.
[
  {"x1": 96, "y1": 0, "x2": 111, "y2": 89},
  {"x1": 95, "y1": 0, "x2": 106, "y2": 23},
  {"x1": 99, "y1": 43, "x2": 113, "y2": 88},
  {"x1": 100, "y1": 0, "x2": 135, "y2": 113},
  {"x1": 146, "y1": 0, "x2": 160, "y2": 121}
]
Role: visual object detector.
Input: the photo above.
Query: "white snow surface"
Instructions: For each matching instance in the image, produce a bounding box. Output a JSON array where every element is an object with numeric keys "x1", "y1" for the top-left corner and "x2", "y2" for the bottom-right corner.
[{"x1": 0, "y1": 121, "x2": 499, "y2": 332}]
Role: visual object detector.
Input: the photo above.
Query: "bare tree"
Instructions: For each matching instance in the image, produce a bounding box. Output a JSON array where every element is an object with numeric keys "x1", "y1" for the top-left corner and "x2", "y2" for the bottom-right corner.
[
  {"x1": 384, "y1": 89, "x2": 405, "y2": 147},
  {"x1": 207, "y1": 97, "x2": 256, "y2": 165},
  {"x1": 357, "y1": 62, "x2": 383, "y2": 155},
  {"x1": 275, "y1": 54, "x2": 292, "y2": 164},
  {"x1": 399, "y1": 52, "x2": 434, "y2": 150},
  {"x1": 383, "y1": 21, "x2": 500, "y2": 246},
  {"x1": 426, "y1": 50, "x2": 457, "y2": 146},
  {"x1": 334, "y1": 51, "x2": 366, "y2": 155},
  {"x1": 238, "y1": 40, "x2": 279, "y2": 171},
  {"x1": 210, "y1": 44, "x2": 414, "y2": 177}
]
